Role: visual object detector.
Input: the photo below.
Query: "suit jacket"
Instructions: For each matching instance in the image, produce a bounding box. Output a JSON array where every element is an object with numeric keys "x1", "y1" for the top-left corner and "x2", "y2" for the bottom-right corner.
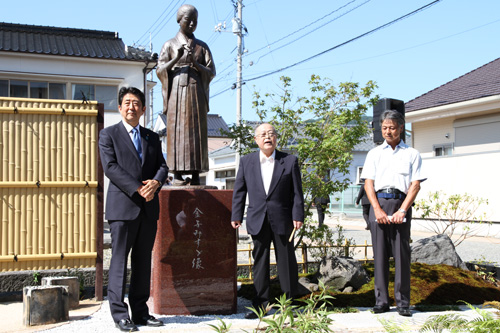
[
  {"x1": 231, "y1": 150, "x2": 304, "y2": 236},
  {"x1": 99, "y1": 122, "x2": 168, "y2": 221}
]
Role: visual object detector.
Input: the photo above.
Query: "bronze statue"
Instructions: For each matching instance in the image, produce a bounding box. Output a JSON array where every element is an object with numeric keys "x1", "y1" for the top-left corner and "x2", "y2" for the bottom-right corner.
[{"x1": 157, "y1": 4, "x2": 216, "y2": 185}]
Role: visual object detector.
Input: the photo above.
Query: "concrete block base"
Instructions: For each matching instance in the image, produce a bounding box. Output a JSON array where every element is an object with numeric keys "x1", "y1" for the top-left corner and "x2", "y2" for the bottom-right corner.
[
  {"x1": 23, "y1": 286, "x2": 69, "y2": 326},
  {"x1": 42, "y1": 276, "x2": 80, "y2": 309}
]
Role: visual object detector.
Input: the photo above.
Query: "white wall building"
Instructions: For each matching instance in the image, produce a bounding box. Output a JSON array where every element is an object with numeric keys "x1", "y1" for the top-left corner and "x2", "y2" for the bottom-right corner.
[
  {"x1": 405, "y1": 57, "x2": 500, "y2": 222},
  {"x1": 0, "y1": 22, "x2": 157, "y2": 127}
]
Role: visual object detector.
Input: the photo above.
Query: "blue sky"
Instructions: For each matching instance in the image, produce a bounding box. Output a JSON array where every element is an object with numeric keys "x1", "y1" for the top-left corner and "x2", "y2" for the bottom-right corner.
[{"x1": 3, "y1": 0, "x2": 500, "y2": 126}]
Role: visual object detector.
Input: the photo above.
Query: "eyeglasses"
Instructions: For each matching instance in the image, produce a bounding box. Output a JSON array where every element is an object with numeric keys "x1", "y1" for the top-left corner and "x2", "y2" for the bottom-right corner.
[{"x1": 256, "y1": 131, "x2": 277, "y2": 139}]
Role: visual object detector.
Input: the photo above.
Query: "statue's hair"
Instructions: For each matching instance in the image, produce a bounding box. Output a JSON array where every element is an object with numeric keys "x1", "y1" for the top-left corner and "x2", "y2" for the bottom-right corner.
[{"x1": 177, "y1": 4, "x2": 198, "y2": 23}]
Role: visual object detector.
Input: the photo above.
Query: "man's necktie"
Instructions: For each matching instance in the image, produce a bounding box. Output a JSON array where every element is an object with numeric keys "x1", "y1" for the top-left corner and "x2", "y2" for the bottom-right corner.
[{"x1": 132, "y1": 127, "x2": 142, "y2": 161}]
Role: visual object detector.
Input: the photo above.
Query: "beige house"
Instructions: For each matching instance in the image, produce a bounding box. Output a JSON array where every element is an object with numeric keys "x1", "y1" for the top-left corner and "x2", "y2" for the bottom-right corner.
[{"x1": 405, "y1": 57, "x2": 500, "y2": 222}]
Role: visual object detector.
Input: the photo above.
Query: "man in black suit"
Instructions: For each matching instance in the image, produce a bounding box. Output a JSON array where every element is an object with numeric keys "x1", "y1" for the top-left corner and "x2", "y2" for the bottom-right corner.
[
  {"x1": 231, "y1": 123, "x2": 304, "y2": 319},
  {"x1": 99, "y1": 87, "x2": 168, "y2": 331},
  {"x1": 355, "y1": 185, "x2": 371, "y2": 230},
  {"x1": 314, "y1": 196, "x2": 330, "y2": 227}
]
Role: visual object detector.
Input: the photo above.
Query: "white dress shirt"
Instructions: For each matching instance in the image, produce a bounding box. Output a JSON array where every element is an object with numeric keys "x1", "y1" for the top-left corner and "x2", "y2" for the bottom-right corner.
[
  {"x1": 260, "y1": 150, "x2": 276, "y2": 195},
  {"x1": 361, "y1": 140, "x2": 426, "y2": 193}
]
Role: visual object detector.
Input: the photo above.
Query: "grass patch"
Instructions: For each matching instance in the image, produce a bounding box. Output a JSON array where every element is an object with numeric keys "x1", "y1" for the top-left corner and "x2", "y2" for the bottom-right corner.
[{"x1": 238, "y1": 262, "x2": 500, "y2": 310}]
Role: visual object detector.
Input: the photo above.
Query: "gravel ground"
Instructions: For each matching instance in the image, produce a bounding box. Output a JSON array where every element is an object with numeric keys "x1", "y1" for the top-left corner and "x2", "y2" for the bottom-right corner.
[{"x1": 39, "y1": 295, "x2": 256, "y2": 333}]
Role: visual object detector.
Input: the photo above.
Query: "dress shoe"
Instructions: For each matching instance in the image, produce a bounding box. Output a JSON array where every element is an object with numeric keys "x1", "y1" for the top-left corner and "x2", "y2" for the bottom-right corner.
[
  {"x1": 133, "y1": 315, "x2": 164, "y2": 327},
  {"x1": 115, "y1": 319, "x2": 138, "y2": 332},
  {"x1": 397, "y1": 307, "x2": 412, "y2": 317},
  {"x1": 372, "y1": 304, "x2": 390, "y2": 314},
  {"x1": 244, "y1": 311, "x2": 259, "y2": 319}
]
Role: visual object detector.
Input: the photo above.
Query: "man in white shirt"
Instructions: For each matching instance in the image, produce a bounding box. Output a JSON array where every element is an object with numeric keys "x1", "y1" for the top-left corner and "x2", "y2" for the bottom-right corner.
[
  {"x1": 361, "y1": 110, "x2": 426, "y2": 317},
  {"x1": 231, "y1": 123, "x2": 304, "y2": 319}
]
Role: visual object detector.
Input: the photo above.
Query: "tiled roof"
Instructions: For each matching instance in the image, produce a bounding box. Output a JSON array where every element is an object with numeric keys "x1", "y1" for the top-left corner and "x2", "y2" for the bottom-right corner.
[
  {"x1": 0, "y1": 22, "x2": 156, "y2": 62},
  {"x1": 405, "y1": 57, "x2": 500, "y2": 112},
  {"x1": 207, "y1": 114, "x2": 230, "y2": 137},
  {"x1": 354, "y1": 135, "x2": 376, "y2": 151},
  {"x1": 209, "y1": 145, "x2": 235, "y2": 157}
]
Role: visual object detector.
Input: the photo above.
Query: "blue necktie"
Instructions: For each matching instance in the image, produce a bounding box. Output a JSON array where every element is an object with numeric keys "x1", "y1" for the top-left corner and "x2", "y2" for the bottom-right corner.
[{"x1": 132, "y1": 127, "x2": 142, "y2": 161}]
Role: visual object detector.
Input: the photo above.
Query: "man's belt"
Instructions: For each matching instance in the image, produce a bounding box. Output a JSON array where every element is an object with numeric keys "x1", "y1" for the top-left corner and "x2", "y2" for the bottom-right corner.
[{"x1": 376, "y1": 188, "x2": 406, "y2": 199}]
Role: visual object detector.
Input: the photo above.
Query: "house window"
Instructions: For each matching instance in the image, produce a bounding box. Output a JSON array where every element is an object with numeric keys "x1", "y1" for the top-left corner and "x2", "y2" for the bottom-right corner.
[
  {"x1": 72, "y1": 84, "x2": 95, "y2": 102},
  {"x1": 30, "y1": 82, "x2": 48, "y2": 99},
  {"x1": 10, "y1": 80, "x2": 28, "y2": 98},
  {"x1": 0, "y1": 80, "x2": 8, "y2": 96},
  {"x1": 49, "y1": 83, "x2": 66, "y2": 99},
  {"x1": 225, "y1": 178, "x2": 235, "y2": 190},
  {"x1": 434, "y1": 144, "x2": 453, "y2": 157},
  {"x1": 215, "y1": 169, "x2": 236, "y2": 179},
  {"x1": 96, "y1": 85, "x2": 118, "y2": 110},
  {"x1": 0, "y1": 80, "x2": 67, "y2": 99},
  {"x1": 356, "y1": 166, "x2": 364, "y2": 184}
]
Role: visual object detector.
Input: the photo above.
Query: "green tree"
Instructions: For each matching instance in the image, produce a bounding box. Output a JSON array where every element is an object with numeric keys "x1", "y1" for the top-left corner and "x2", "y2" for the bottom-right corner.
[{"x1": 227, "y1": 75, "x2": 378, "y2": 247}]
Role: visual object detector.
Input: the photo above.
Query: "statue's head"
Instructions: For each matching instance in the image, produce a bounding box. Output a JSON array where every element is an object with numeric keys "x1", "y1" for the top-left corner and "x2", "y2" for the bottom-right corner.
[{"x1": 177, "y1": 4, "x2": 198, "y2": 34}]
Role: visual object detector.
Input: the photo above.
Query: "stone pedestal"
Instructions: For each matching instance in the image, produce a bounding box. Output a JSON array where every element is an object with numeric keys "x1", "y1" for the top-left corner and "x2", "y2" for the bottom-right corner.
[
  {"x1": 23, "y1": 286, "x2": 69, "y2": 326},
  {"x1": 42, "y1": 276, "x2": 80, "y2": 309},
  {"x1": 151, "y1": 188, "x2": 236, "y2": 315}
]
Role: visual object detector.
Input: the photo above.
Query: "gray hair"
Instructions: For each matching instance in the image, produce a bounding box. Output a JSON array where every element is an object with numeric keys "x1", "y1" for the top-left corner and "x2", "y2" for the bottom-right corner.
[
  {"x1": 254, "y1": 123, "x2": 276, "y2": 136},
  {"x1": 379, "y1": 110, "x2": 405, "y2": 127}
]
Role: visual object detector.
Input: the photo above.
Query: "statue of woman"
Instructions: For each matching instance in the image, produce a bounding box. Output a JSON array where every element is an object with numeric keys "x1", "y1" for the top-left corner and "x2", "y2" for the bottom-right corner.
[{"x1": 157, "y1": 4, "x2": 216, "y2": 185}]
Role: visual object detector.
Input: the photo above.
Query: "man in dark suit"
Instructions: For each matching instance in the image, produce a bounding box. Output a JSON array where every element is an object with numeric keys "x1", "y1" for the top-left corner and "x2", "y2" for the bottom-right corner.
[
  {"x1": 231, "y1": 123, "x2": 304, "y2": 319},
  {"x1": 314, "y1": 195, "x2": 330, "y2": 227},
  {"x1": 99, "y1": 87, "x2": 168, "y2": 332},
  {"x1": 355, "y1": 185, "x2": 371, "y2": 230}
]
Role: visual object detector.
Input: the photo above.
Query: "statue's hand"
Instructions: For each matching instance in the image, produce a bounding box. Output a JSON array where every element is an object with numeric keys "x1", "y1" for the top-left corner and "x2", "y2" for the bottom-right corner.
[
  {"x1": 175, "y1": 45, "x2": 185, "y2": 59},
  {"x1": 185, "y1": 45, "x2": 194, "y2": 63}
]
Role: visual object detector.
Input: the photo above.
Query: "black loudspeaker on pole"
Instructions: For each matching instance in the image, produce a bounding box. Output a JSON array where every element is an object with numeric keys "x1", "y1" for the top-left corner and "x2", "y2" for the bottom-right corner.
[{"x1": 372, "y1": 98, "x2": 405, "y2": 144}]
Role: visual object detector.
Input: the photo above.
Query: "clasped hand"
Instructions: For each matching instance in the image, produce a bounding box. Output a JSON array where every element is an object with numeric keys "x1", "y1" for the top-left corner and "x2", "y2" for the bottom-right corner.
[
  {"x1": 374, "y1": 208, "x2": 405, "y2": 224},
  {"x1": 137, "y1": 179, "x2": 159, "y2": 202}
]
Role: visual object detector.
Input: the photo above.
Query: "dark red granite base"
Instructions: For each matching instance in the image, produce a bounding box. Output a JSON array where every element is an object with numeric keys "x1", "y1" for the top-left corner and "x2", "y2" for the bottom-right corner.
[{"x1": 151, "y1": 188, "x2": 237, "y2": 315}]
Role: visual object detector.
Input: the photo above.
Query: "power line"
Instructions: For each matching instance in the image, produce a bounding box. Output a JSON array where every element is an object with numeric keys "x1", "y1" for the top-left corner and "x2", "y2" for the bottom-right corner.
[
  {"x1": 244, "y1": 0, "x2": 442, "y2": 84},
  {"x1": 135, "y1": 0, "x2": 183, "y2": 46},
  {"x1": 299, "y1": 17, "x2": 500, "y2": 72},
  {"x1": 138, "y1": 0, "x2": 185, "y2": 46},
  {"x1": 246, "y1": 0, "x2": 363, "y2": 58},
  {"x1": 251, "y1": 0, "x2": 371, "y2": 65},
  {"x1": 212, "y1": 0, "x2": 369, "y2": 93}
]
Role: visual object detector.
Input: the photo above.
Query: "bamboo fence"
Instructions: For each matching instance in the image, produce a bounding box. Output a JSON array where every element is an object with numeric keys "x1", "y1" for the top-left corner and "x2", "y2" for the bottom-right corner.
[{"x1": 0, "y1": 97, "x2": 101, "y2": 272}]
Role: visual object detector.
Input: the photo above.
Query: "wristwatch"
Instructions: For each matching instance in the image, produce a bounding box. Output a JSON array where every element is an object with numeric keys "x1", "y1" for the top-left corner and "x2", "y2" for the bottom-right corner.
[{"x1": 398, "y1": 208, "x2": 406, "y2": 214}]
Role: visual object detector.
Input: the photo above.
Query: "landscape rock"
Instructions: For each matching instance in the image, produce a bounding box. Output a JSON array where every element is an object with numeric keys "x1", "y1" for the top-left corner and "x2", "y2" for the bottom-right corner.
[
  {"x1": 316, "y1": 255, "x2": 370, "y2": 291},
  {"x1": 411, "y1": 234, "x2": 468, "y2": 269},
  {"x1": 298, "y1": 276, "x2": 319, "y2": 294}
]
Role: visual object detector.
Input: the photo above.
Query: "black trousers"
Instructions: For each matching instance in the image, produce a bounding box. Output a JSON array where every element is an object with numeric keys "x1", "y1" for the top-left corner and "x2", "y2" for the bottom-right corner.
[
  {"x1": 251, "y1": 217, "x2": 298, "y2": 308},
  {"x1": 369, "y1": 198, "x2": 411, "y2": 308},
  {"x1": 108, "y1": 212, "x2": 157, "y2": 322},
  {"x1": 316, "y1": 204, "x2": 327, "y2": 227}
]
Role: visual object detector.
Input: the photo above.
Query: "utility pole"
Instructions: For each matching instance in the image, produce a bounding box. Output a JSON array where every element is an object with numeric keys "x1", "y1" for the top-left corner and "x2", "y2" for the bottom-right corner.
[
  {"x1": 149, "y1": 32, "x2": 154, "y2": 129},
  {"x1": 233, "y1": 0, "x2": 244, "y2": 174}
]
